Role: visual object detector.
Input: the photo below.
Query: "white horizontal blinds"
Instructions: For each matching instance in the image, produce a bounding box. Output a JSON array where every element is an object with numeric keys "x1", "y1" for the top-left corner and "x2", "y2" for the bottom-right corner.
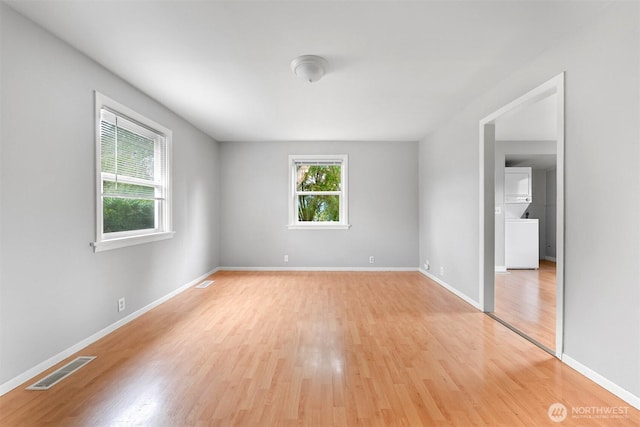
[
  {"x1": 100, "y1": 109, "x2": 165, "y2": 201},
  {"x1": 294, "y1": 160, "x2": 342, "y2": 166}
]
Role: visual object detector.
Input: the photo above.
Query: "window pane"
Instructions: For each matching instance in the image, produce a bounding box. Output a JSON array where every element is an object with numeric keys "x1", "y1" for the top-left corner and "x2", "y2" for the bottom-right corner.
[
  {"x1": 103, "y1": 181, "x2": 155, "y2": 199},
  {"x1": 116, "y1": 127, "x2": 156, "y2": 181},
  {"x1": 100, "y1": 120, "x2": 157, "y2": 181},
  {"x1": 296, "y1": 165, "x2": 341, "y2": 191},
  {"x1": 103, "y1": 197, "x2": 155, "y2": 233},
  {"x1": 297, "y1": 195, "x2": 340, "y2": 222}
]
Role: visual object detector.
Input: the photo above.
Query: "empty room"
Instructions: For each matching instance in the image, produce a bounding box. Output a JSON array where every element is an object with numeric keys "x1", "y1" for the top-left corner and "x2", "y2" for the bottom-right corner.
[{"x1": 1, "y1": 0, "x2": 639, "y2": 425}]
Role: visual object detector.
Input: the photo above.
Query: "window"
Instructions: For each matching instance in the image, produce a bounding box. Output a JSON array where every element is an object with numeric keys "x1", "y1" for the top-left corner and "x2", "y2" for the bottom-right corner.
[
  {"x1": 288, "y1": 154, "x2": 350, "y2": 229},
  {"x1": 92, "y1": 92, "x2": 173, "y2": 252}
]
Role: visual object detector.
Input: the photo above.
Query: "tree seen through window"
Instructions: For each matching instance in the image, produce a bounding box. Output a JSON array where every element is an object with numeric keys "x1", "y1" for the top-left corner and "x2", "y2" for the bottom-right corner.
[{"x1": 296, "y1": 165, "x2": 341, "y2": 222}]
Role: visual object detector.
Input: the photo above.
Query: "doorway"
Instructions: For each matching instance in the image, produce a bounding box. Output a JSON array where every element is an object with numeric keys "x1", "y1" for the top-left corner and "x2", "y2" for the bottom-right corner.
[{"x1": 478, "y1": 73, "x2": 565, "y2": 358}]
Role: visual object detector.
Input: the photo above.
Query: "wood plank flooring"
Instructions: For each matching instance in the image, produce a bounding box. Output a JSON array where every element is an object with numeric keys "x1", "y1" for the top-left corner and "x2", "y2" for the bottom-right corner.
[
  {"x1": 1, "y1": 271, "x2": 637, "y2": 426},
  {"x1": 494, "y1": 261, "x2": 556, "y2": 350}
]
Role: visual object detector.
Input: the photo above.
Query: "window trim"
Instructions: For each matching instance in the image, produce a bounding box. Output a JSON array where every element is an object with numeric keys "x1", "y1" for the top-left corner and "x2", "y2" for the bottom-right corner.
[
  {"x1": 288, "y1": 154, "x2": 350, "y2": 230},
  {"x1": 92, "y1": 91, "x2": 174, "y2": 252}
]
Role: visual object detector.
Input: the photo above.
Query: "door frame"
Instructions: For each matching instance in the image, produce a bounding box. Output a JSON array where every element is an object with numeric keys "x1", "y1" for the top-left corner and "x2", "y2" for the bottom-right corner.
[{"x1": 478, "y1": 72, "x2": 565, "y2": 358}]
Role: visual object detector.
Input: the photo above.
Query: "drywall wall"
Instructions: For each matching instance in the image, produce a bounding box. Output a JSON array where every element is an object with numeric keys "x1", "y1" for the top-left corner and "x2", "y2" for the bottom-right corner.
[
  {"x1": 0, "y1": 3, "x2": 4, "y2": 394},
  {"x1": 530, "y1": 169, "x2": 547, "y2": 260},
  {"x1": 220, "y1": 141, "x2": 418, "y2": 269},
  {"x1": 545, "y1": 169, "x2": 557, "y2": 260},
  {"x1": 419, "y1": 1, "x2": 639, "y2": 399},
  {"x1": 495, "y1": 94, "x2": 557, "y2": 141},
  {"x1": 0, "y1": 4, "x2": 220, "y2": 387}
]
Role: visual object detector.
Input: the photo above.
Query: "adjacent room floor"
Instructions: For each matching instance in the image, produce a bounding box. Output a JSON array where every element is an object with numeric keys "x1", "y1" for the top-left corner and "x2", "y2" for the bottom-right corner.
[
  {"x1": 494, "y1": 261, "x2": 556, "y2": 351},
  {"x1": 1, "y1": 271, "x2": 636, "y2": 426}
]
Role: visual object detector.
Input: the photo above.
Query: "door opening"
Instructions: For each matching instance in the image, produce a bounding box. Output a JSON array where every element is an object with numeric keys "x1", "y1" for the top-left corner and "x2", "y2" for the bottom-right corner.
[{"x1": 478, "y1": 73, "x2": 565, "y2": 358}]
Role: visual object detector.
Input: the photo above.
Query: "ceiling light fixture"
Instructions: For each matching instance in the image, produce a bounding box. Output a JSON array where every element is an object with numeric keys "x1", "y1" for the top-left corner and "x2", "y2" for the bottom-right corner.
[{"x1": 290, "y1": 55, "x2": 329, "y2": 83}]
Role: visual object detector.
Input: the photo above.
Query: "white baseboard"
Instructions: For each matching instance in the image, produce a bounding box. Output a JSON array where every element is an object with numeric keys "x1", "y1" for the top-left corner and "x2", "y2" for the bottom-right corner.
[
  {"x1": 562, "y1": 354, "x2": 640, "y2": 410},
  {"x1": 545, "y1": 256, "x2": 557, "y2": 262},
  {"x1": 0, "y1": 267, "x2": 219, "y2": 397},
  {"x1": 495, "y1": 266, "x2": 507, "y2": 273},
  {"x1": 418, "y1": 268, "x2": 481, "y2": 310},
  {"x1": 219, "y1": 266, "x2": 418, "y2": 272}
]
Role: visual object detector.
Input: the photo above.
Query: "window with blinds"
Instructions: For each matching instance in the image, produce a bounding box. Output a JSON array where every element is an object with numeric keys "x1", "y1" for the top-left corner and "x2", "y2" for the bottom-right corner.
[
  {"x1": 288, "y1": 155, "x2": 350, "y2": 229},
  {"x1": 93, "y1": 92, "x2": 173, "y2": 251}
]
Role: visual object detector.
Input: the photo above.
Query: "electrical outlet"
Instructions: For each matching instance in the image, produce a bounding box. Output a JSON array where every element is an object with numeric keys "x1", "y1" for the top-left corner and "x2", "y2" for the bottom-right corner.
[
  {"x1": 284, "y1": 255, "x2": 289, "y2": 262},
  {"x1": 440, "y1": 266, "x2": 444, "y2": 276},
  {"x1": 424, "y1": 260, "x2": 430, "y2": 270},
  {"x1": 369, "y1": 256, "x2": 375, "y2": 264},
  {"x1": 118, "y1": 297, "x2": 125, "y2": 313}
]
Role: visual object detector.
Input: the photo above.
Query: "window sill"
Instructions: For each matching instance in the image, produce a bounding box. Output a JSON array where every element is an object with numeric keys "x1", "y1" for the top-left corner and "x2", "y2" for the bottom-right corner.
[
  {"x1": 91, "y1": 231, "x2": 175, "y2": 252},
  {"x1": 287, "y1": 224, "x2": 351, "y2": 230}
]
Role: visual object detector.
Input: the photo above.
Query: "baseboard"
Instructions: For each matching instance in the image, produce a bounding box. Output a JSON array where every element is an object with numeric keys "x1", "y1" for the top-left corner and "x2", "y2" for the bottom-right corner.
[
  {"x1": 495, "y1": 266, "x2": 507, "y2": 273},
  {"x1": 219, "y1": 266, "x2": 418, "y2": 272},
  {"x1": 418, "y1": 268, "x2": 481, "y2": 310},
  {"x1": 0, "y1": 266, "x2": 220, "y2": 397},
  {"x1": 562, "y1": 354, "x2": 640, "y2": 410},
  {"x1": 545, "y1": 256, "x2": 557, "y2": 262}
]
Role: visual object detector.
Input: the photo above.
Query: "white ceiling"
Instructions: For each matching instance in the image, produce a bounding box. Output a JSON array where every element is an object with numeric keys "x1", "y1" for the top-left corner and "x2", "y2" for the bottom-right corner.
[{"x1": 5, "y1": 0, "x2": 608, "y2": 142}]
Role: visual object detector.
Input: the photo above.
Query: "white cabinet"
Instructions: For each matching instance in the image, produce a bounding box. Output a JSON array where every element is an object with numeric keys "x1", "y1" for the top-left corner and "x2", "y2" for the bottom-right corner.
[{"x1": 505, "y1": 167, "x2": 532, "y2": 203}]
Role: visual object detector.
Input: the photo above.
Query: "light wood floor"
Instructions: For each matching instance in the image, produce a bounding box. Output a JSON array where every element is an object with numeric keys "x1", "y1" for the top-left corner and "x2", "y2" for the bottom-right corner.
[
  {"x1": 494, "y1": 261, "x2": 556, "y2": 351},
  {"x1": 1, "y1": 271, "x2": 637, "y2": 426}
]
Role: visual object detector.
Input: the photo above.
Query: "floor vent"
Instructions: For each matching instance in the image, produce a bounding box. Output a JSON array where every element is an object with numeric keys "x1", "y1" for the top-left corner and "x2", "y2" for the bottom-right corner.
[
  {"x1": 27, "y1": 356, "x2": 96, "y2": 390},
  {"x1": 195, "y1": 280, "x2": 214, "y2": 289}
]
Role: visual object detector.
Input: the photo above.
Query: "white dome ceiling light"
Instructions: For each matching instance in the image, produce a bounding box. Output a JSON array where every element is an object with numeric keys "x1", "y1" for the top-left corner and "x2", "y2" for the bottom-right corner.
[{"x1": 290, "y1": 55, "x2": 329, "y2": 83}]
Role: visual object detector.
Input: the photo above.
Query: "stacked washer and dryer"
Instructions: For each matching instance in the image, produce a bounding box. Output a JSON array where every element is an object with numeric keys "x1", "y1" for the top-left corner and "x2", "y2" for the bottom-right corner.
[{"x1": 504, "y1": 167, "x2": 539, "y2": 269}]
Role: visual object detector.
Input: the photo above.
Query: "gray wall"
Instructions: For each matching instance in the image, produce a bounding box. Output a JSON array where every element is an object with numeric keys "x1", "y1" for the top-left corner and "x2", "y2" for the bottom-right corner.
[
  {"x1": 0, "y1": 5, "x2": 220, "y2": 385},
  {"x1": 220, "y1": 141, "x2": 418, "y2": 269},
  {"x1": 530, "y1": 169, "x2": 547, "y2": 260},
  {"x1": 545, "y1": 169, "x2": 557, "y2": 259},
  {"x1": 419, "y1": 1, "x2": 639, "y2": 397}
]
